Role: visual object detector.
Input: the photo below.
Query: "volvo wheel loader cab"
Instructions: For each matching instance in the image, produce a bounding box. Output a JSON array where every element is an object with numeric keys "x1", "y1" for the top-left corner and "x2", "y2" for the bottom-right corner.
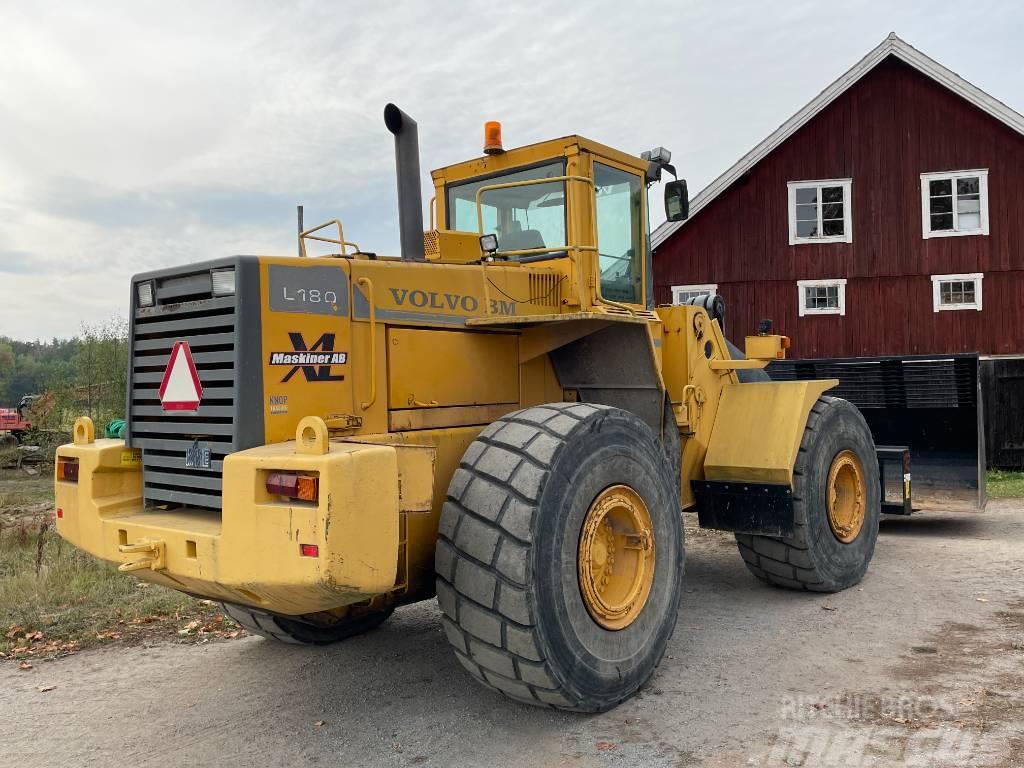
[{"x1": 54, "y1": 104, "x2": 880, "y2": 712}]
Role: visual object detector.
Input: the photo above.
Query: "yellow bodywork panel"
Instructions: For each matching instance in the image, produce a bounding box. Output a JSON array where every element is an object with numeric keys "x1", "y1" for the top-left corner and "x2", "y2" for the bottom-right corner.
[
  {"x1": 220, "y1": 440, "x2": 401, "y2": 603},
  {"x1": 54, "y1": 433, "x2": 438, "y2": 616},
  {"x1": 356, "y1": 426, "x2": 480, "y2": 602},
  {"x1": 703, "y1": 380, "x2": 838, "y2": 485},
  {"x1": 656, "y1": 304, "x2": 735, "y2": 507},
  {"x1": 423, "y1": 229, "x2": 480, "y2": 263},
  {"x1": 387, "y1": 328, "x2": 519, "y2": 408},
  {"x1": 259, "y1": 256, "x2": 354, "y2": 444},
  {"x1": 54, "y1": 439, "x2": 144, "y2": 530},
  {"x1": 744, "y1": 334, "x2": 788, "y2": 361}
]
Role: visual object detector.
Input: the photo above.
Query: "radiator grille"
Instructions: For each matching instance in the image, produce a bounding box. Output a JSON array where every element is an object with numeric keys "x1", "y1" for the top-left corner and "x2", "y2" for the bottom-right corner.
[
  {"x1": 423, "y1": 230, "x2": 440, "y2": 259},
  {"x1": 528, "y1": 273, "x2": 560, "y2": 307},
  {"x1": 129, "y1": 285, "x2": 238, "y2": 510}
]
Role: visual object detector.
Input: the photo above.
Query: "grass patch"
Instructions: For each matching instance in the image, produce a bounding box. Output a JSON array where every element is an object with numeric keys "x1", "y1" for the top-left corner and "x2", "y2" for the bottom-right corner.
[
  {"x1": 0, "y1": 469, "x2": 52, "y2": 510},
  {"x1": 987, "y1": 470, "x2": 1024, "y2": 499},
  {"x1": 0, "y1": 472, "x2": 238, "y2": 659}
]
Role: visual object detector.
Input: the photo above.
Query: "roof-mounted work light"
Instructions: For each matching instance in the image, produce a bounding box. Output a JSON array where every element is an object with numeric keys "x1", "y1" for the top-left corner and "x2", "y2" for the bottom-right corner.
[{"x1": 641, "y1": 147, "x2": 672, "y2": 165}]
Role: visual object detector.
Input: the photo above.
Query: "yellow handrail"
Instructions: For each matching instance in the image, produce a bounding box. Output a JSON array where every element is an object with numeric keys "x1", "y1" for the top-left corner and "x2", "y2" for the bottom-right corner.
[
  {"x1": 473, "y1": 174, "x2": 635, "y2": 315},
  {"x1": 475, "y1": 175, "x2": 592, "y2": 316},
  {"x1": 300, "y1": 219, "x2": 361, "y2": 257},
  {"x1": 474, "y1": 175, "x2": 596, "y2": 254},
  {"x1": 356, "y1": 277, "x2": 376, "y2": 410}
]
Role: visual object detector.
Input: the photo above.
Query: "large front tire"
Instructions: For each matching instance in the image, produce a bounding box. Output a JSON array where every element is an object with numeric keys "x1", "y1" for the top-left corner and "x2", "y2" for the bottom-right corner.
[
  {"x1": 736, "y1": 396, "x2": 880, "y2": 592},
  {"x1": 435, "y1": 403, "x2": 684, "y2": 712}
]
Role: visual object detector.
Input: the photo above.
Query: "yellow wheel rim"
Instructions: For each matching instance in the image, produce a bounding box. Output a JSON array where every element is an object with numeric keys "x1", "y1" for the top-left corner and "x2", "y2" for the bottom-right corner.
[
  {"x1": 578, "y1": 485, "x2": 656, "y2": 631},
  {"x1": 827, "y1": 450, "x2": 866, "y2": 544}
]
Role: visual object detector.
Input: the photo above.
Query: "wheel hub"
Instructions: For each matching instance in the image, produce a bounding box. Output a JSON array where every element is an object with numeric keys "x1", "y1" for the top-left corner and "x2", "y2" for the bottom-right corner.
[
  {"x1": 827, "y1": 449, "x2": 866, "y2": 544},
  {"x1": 578, "y1": 485, "x2": 655, "y2": 630}
]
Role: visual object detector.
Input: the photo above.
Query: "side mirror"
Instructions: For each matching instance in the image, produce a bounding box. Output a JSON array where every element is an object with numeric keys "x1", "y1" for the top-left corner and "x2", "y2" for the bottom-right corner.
[{"x1": 664, "y1": 179, "x2": 689, "y2": 222}]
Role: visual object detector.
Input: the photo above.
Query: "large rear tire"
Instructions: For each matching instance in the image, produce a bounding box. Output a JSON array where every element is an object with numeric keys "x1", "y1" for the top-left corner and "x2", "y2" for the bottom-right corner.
[
  {"x1": 221, "y1": 602, "x2": 392, "y2": 645},
  {"x1": 736, "y1": 395, "x2": 879, "y2": 592},
  {"x1": 435, "y1": 403, "x2": 684, "y2": 712}
]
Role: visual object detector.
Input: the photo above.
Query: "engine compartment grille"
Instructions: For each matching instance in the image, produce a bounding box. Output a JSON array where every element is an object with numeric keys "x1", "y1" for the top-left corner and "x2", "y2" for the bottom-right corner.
[{"x1": 128, "y1": 269, "x2": 242, "y2": 510}]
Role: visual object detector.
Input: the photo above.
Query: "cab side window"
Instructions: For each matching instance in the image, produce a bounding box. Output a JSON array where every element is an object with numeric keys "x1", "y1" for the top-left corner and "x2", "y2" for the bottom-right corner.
[{"x1": 595, "y1": 162, "x2": 643, "y2": 304}]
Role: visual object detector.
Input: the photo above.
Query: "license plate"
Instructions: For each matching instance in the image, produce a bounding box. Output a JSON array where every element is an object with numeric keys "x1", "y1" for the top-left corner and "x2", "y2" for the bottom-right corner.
[{"x1": 185, "y1": 441, "x2": 212, "y2": 469}]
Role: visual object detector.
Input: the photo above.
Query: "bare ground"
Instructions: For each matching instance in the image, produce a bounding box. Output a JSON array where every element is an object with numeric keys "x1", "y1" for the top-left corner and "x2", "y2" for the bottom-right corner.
[{"x1": 2, "y1": 501, "x2": 1023, "y2": 767}]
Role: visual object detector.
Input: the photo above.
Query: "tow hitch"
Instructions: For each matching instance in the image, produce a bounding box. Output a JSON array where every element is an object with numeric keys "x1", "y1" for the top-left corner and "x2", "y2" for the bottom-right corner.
[{"x1": 118, "y1": 539, "x2": 166, "y2": 572}]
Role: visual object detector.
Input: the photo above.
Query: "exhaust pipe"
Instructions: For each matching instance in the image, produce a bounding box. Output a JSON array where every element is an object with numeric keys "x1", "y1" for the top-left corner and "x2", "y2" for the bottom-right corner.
[{"x1": 384, "y1": 103, "x2": 426, "y2": 261}]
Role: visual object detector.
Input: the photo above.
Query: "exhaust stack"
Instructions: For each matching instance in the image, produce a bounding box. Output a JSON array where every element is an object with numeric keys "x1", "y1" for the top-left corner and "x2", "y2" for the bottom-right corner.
[{"x1": 384, "y1": 103, "x2": 426, "y2": 261}]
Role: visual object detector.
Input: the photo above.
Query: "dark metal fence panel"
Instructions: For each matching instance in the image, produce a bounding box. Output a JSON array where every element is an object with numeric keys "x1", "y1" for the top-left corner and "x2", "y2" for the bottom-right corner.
[
  {"x1": 981, "y1": 356, "x2": 1024, "y2": 469},
  {"x1": 769, "y1": 353, "x2": 985, "y2": 509}
]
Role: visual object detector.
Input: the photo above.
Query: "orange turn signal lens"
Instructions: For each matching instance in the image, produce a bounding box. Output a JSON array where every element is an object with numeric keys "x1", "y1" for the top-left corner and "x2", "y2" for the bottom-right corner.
[
  {"x1": 57, "y1": 458, "x2": 79, "y2": 483},
  {"x1": 296, "y1": 476, "x2": 318, "y2": 501},
  {"x1": 266, "y1": 472, "x2": 319, "y2": 503},
  {"x1": 483, "y1": 121, "x2": 503, "y2": 155}
]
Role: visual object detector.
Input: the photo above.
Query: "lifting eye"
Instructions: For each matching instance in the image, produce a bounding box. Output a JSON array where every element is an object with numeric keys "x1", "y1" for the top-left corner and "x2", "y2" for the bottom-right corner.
[{"x1": 692, "y1": 312, "x2": 705, "y2": 340}]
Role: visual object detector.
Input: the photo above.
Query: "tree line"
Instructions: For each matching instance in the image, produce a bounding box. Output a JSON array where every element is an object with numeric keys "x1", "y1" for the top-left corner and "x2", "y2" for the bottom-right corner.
[{"x1": 0, "y1": 317, "x2": 129, "y2": 432}]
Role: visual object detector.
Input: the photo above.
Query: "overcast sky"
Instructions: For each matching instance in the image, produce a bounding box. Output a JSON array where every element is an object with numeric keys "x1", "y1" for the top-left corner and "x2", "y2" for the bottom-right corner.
[{"x1": 1, "y1": 0, "x2": 1021, "y2": 340}]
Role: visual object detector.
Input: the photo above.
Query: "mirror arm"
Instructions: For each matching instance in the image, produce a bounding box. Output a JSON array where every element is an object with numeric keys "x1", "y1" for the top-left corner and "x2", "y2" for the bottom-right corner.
[{"x1": 645, "y1": 161, "x2": 678, "y2": 185}]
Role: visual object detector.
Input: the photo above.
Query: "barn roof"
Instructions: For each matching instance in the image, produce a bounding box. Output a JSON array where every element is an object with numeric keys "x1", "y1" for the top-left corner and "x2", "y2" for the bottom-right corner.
[{"x1": 651, "y1": 33, "x2": 1024, "y2": 250}]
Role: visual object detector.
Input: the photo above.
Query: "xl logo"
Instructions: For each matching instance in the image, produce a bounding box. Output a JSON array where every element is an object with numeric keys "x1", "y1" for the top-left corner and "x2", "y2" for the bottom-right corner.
[{"x1": 268, "y1": 332, "x2": 346, "y2": 383}]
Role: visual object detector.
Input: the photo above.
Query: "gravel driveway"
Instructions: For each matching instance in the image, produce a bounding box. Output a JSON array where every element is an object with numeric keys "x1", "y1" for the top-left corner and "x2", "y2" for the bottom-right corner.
[{"x1": 4, "y1": 501, "x2": 1022, "y2": 767}]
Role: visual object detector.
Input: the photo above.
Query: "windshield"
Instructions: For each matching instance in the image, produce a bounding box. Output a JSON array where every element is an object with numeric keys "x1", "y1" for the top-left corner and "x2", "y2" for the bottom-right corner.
[{"x1": 447, "y1": 161, "x2": 566, "y2": 255}]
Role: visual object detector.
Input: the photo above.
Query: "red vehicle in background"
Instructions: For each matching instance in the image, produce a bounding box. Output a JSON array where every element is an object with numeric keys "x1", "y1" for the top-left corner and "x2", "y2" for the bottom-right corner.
[{"x1": 0, "y1": 395, "x2": 35, "y2": 447}]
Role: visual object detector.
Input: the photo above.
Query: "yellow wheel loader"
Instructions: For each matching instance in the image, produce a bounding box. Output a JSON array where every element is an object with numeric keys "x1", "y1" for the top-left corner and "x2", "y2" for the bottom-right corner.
[{"x1": 54, "y1": 105, "x2": 879, "y2": 711}]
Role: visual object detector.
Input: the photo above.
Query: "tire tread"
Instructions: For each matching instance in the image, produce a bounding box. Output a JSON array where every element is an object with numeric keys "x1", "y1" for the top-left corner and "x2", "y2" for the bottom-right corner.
[
  {"x1": 220, "y1": 602, "x2": 391, "y2": 645},
  {"x1": 436, "y1": 403, "x2": 613, "y2": 711},
  {"x1": 735, "y1": 395, "x2": 875, "y2": 592}
]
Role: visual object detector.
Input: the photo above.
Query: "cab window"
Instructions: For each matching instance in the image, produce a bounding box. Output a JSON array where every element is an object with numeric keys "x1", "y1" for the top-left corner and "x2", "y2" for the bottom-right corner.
[
  {"x1": 595, "y1": 162, "x2": 643, "y2": 304},
  {"x1": 447, "y1": 162, "x2": 566, "y2": 255}
]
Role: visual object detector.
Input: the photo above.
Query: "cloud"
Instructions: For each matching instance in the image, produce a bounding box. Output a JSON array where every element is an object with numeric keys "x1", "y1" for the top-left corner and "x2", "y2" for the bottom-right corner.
[
  {"x1": 0, "y1": 0, "x2": 1022, "y2": 339},
  {"x1": 0, "y1": 251, "x2": 41, "y2": 275},
  {"x1": 32, "y1": 177, "x2": 302, "y2": 232}
]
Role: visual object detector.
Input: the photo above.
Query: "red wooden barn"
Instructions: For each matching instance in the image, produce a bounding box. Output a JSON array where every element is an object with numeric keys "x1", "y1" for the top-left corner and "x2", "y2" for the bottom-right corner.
[{"x1": 651, "y1": 33, "x2": 1024, "y2": 360}]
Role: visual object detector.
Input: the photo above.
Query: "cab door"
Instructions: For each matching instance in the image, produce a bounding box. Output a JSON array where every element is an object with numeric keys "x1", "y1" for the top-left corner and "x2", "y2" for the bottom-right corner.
[{"x1": 589, "y1": 155, "x2": 648, "y2": 309}]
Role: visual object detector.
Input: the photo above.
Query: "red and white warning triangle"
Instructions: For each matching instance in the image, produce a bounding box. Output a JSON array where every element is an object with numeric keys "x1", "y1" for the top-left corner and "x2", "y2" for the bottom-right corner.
[{"x1": 158, "y1": 341, "x2": 204, "y2": 411}]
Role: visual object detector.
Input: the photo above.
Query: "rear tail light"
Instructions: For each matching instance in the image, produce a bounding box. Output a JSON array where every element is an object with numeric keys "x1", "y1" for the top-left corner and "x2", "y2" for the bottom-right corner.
[
  {"x1": 266, "y1": 472, "x2": 319, "y2": 502},
  {"x1": 299, "y1": 543, "x2": 319, "y2": 558},
  {"x1": 56, "y1": 508, "x2": 64, "y2": 519},
  {"x1": 57, "y1": 458, "x2": 79, "y2": 483}
]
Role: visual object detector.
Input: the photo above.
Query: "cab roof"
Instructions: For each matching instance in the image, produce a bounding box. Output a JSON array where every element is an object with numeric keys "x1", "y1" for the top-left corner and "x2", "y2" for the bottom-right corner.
[{"x1": 431, "y1": 135, "x2": 650, "y2": 185}]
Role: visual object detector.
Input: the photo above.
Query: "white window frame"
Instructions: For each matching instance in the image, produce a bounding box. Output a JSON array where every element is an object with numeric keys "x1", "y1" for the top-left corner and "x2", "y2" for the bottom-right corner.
[
  {"x1": 671, "y1": 284, "x2": 718, "y2": 304},
  {"x1": 797, "y1": 278, "x2": 847, "y2": 316},
  {"x1": 787, "y1": 178, "x2": 853, "y2": 245},
  {"x1": 931, "y1": 272, "x2": 983, "y2": 312},
  {"x1": 920, "y1": 169, "x2": 989, "y2": 239}
]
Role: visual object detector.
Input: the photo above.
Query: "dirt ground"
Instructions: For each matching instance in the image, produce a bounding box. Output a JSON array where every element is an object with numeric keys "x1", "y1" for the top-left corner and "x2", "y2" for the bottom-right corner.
[{"x1": 3, "y1": 501, "x2": 1022, "y2": 768}]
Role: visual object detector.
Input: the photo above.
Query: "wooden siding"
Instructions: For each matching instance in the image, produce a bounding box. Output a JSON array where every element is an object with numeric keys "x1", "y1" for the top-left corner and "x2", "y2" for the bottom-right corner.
[{"x1": 653, "y1": 56, "x2": 1024, "y2": 358}]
